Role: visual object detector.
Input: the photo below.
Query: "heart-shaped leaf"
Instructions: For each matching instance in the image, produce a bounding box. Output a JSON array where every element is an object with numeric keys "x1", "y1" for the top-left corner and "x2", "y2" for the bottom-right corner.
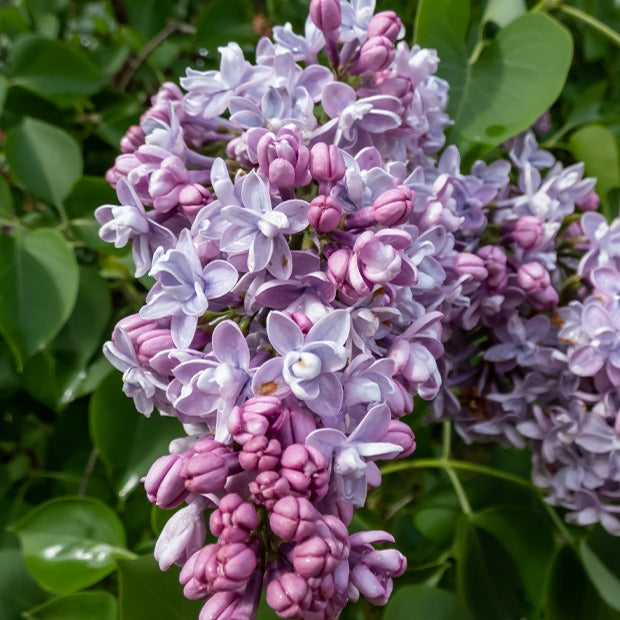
[
  {"x1": 12, "y1": 496, "x2": 131, "y2": 594},
  {"x1": 415, "y1": 1, "x2": 573, "y2": 150},
  {"x1": 0, "y1": 228, "x2": 78, "y2": 369},
  {"x1": 5, "y1": 118, "x2": 82, "y2": 209},
  {"x1": 10, "y1": 34, "x2": 106, "y2": 106}
]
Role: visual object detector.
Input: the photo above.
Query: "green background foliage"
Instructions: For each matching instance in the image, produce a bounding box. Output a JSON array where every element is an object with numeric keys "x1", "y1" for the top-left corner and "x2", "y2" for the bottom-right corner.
[{"x1": 0, "y1": 0, "x2": 619, "y2": 618}]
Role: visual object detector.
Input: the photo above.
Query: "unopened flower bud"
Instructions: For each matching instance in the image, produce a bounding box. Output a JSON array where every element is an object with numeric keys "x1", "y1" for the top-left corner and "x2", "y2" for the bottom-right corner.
[
  {"x1": 143, "y1": 453, "x2": 188, "y2": 509},
  {"x1": 309, "y1": 143, "x2": 346, "y2": 183},
  {"x1": 280, "y1": 444, "x2": 329, "y2": 501},
  {"x1": 454, "y1": 253, "x2": 488, "y2": 282},
  {"x1": 518, "y1": 261, "x2": 550, "y2": 294},
  {"x1": 477, "y1": 245, "x2": 508, "y2": 292},
  {"x1": 239, "y1": 436, "x2": 282, "y2": 472},
  {"x1": 266, "y1": 572, "x2": 313, "y2": 618},
  {"x1": 178, "y1": 183, "x2": 211, "y2": 219},
  {"x1": 269, "y1": 497, "x2": 319, "y2": 542},
  {"x1": 352, "y1": 36, "x2": 394, "y2": 74},
  {"x1": 181, "y1": 452, "x2": 229, "y2": 494},
  {"x1": 210, "y1": 493, "x2": 259, "y2": 543},
  {"x1": 380, "y1": 420, "x2": 416, "y2": 458},
  {"x1": 373, "y1": 186, "x2": 414, "y2": 226},
  {"x1": 367, "y1": 10, "x2": 403, "y2": 42},
  {"x1": 577, "y1": 190, "x2": 600, "y2": 212},
  {"x1": 308, "y1": 195, "x2": 342, "y2": 233},
  {"x1": 510, "y1": 216, "x2": 544, "y2": 250},
  {"x1": 309, "y1": 0, "x2": 341, "y2": 33},
  {"x1": 249, "y1": 471, "x2": 290, "y2": 509},
  {"x1": 293, "y1": 536, "x2": 343, "y2": 578},
  {"x1": 228, "y1": 396, "x2": 284, "y2": 445}
]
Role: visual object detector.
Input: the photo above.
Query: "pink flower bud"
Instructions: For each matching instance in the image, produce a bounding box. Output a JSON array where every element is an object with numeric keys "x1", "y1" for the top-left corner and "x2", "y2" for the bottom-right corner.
[
  {"x1": 309, "y1": 143, "x2": 346, "y2": 183},
  {"x1": 269, "y1": 497, "x2": 319, "y2": 542},
  {"x1": 228, "y1": 396, "x2": 285, "y2": 445},
  {"x1": 239, "y1": 436, "x2": 282, "y2": 472},
  {"x1": 293, "y1": 536, "x2": 344, "y2": 578},
  {"x1": 181, "y1": 542, "x2": 258, "y2": 596},
  {"x1": 308, "y1": 195, "x2": 342, "y2": 233},
  {"x1": 181, "y1": 452, "x2": 229, "y2": 494},
  {"x1": 134, "y1": 327, "x2": 174, "y2": 365},
  {"x1": 386, "y1": 378, "x2": 413, "y2": 417},
  {"x1": 143, "y1": 453, "x2": 188, "y2": 509},
  {"x1": 280, "y1": 444, "x2": 329, "y2": 502},
  {"x1": 309, "y1": 0, "x2": 341, "y2": 33},
  {"x1": 372, "y1": 186, "x2": 414, "y2": 226},
  {"x1": 454, "y1": 252, "x2": 488, "y2": 282},
  {"x1": 120, "y1": 125, "x2": 145, "y2": 153},
  {"x1": 327, "y1": 248, "x2": 353, "y2": 288},
  {"x1": 249, "y1": 471, "x2": 290, "y2": 509},
  {"x1": 517, "y1": 261, "x2": 550, "y2": 294},
  {"x1": 210, "y1": 493, "x2": 259, "y2": 543},
  {"x1": 178, "y1": 183, "x2": 211, "y2": 219},
  {"x1": 477, "y1": 245, "x2": 508, "y2": 292},
  {"x1": 367, "y1": 10, "x2": 403, "y2": 42},
  {"x1": 266, "y1": 572, "x2": 313, "y2": 618},
  {"x1": 257, "y1": 128, "x2": 311, "y2": 189},
  {"x1": 285, "y1": 312, "x2": 313, "y2": 334},
  {"x1": 352, "y1": 36, "x2": 394, "y2": 74},
  {"x1": 578, "y1": 190, "x2": 600, "y2": 212},
  {"x1": 518, "y1": 261, "x2": 558, "y2": 310},
  {"x1": 510, "y1": 216, "x2": 544, "y2": 250},
  {"x1": 380, "y1": 420, "x2": 416, "y2": 458}
]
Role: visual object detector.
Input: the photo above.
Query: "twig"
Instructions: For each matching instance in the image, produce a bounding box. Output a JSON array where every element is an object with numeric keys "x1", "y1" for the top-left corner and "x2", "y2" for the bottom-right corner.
[
  {"x1": 116, "y1": 20, "x2": 197, "y2": 91},
  {"x1": 78, "y1": 447, "x2": 99, "y2": 496}
]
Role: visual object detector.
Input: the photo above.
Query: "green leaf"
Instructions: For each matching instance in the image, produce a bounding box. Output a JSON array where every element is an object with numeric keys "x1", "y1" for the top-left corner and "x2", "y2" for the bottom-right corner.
[
  {"x1": 579, "y1": 539, "x2": 620, "y2": 612},
  {"x1": 0, "y1": 177, "x2": 14, "y2": 220},
  {"x1": 24, "y1": 591, "x2": 117, "y2": 620},
  {"x1": 0, "y1": 228, "x2": 79, "y2": 369},
  {"x1": 0, "y1": 549, "x2": 48, "y2": 620},
  {"x1": 383, "y1": 585, "x2": 472, "y2": 620},
  {"x1": 21, "y1": 266, "x2": 111, "y2": 408},
  {"x1": 455, "y1": 515, "x2": 529, "y2": 620},
  {"x1": 194, "y1": 0, "x2": 255, "y2": 53},
  {"x1": 10, "y1": 34, "x2": 105, "y2": 106},
  {"x1": 5, "y1": 118, "x2": 82, "y2": 208},
  {"x1": 90, "y1": 372, "x2": 182, "y2": 498},
  {"x1": 12, "y1": 496, "x2": 130, "y2": 594},
  {"x1": 124, "y1": 0, "x2": 173, "y2": 39},
  {"x1": 547, "y1": 545, "x2": 620, "y2": 620},
  {"x1": 415, "y1": 3, "x2": 573, "y2": 149},
  {"x1": 55, "y1": 266, "x2": 111, "y2": 368},
  {"x1": 117, "y1": 556, "x2": 202, "y2": 620},
  {"x1": 569, "y1": 124, "x2": 620, "y2": 215},
  {"x1": 470, "y1": 506, "x2": 554, "y2": 610}
]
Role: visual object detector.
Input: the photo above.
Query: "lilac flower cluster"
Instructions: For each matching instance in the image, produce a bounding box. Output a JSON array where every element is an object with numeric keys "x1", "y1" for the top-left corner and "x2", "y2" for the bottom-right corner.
[
  {"x1": 429, "y1": 133, "x2": 620, "y2": 534},
  {"x1": 96, "y1": 1, "x2": 461, "y2": 616},
  {"x1": 97, "y1": 0, "x2": 620, "y2": 616}
]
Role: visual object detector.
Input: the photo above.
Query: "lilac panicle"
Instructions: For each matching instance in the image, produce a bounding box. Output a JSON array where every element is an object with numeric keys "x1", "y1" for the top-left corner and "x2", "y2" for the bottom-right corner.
[{"x1": 96, "y1": 1, "x2": 618, "y2": 618}]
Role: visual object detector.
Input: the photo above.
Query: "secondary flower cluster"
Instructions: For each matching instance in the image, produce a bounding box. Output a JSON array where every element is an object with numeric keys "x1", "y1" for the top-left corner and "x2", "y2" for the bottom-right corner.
[
  {"x1": 428, "y1": 134, "x2": 620, "y2": 534},
  {"x1": 97, "y1": 0, "x2": 620, "y2": 617}
]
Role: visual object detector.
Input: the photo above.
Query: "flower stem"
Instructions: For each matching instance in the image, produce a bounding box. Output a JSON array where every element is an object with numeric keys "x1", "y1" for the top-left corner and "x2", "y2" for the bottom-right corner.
[{"x1": 559, "y1": 4, "x2": 620, "y2": 47}]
